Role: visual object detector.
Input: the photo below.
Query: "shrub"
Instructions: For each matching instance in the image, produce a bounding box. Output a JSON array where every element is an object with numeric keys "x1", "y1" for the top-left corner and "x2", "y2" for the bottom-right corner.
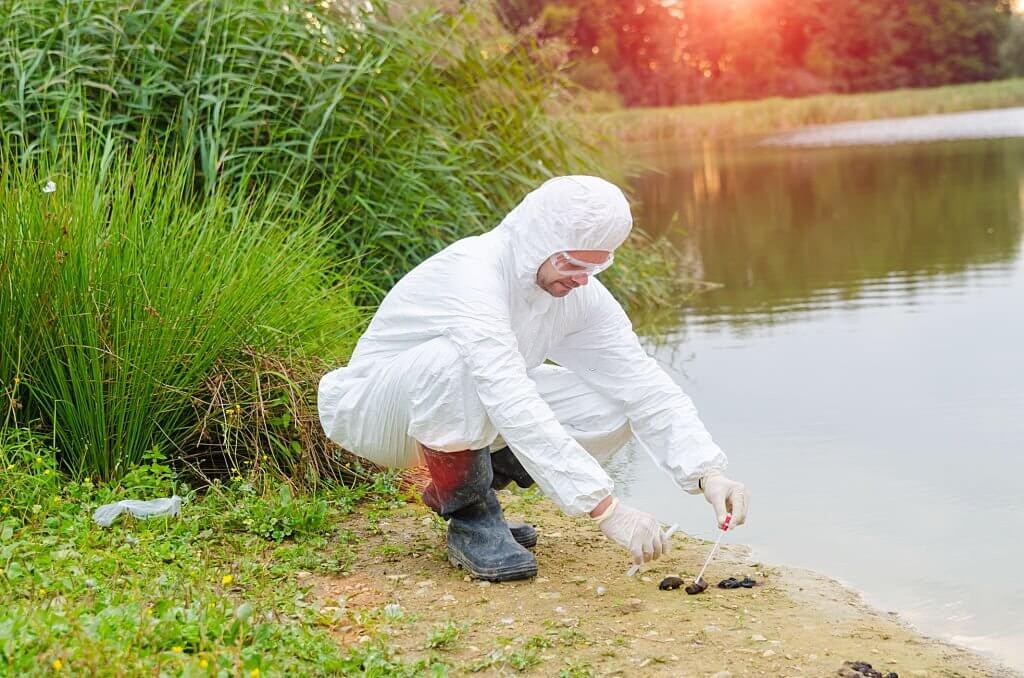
[
  {"x1": 0, "y1": 0, "x2": 600, "y2": 296},
  {"x1": 0, "y1": 142, "x2": 363, "y2": 479}
]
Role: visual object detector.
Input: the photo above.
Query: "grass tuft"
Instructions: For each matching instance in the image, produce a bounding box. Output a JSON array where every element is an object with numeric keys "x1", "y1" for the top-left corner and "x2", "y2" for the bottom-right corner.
[{"x1": 0, "y1": 141, "x2": 363, "y2": 480}]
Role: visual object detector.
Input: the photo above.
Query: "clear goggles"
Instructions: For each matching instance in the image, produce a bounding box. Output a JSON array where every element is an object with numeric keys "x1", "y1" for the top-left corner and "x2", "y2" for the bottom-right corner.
[{"x1": 549, "y1": 250, "x2": 614, "y2": 277}]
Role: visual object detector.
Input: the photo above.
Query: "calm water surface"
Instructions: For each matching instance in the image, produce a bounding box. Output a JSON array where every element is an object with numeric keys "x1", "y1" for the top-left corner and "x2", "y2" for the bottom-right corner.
[{"x1": 610, "y1": 132, "x2": 1024, "y2": 672}]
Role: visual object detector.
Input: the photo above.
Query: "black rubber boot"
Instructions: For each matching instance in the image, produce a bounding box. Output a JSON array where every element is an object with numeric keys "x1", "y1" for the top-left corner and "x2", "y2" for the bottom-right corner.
[
  {"x1": 489, "y1": 447, "x2": 538, "y2": 549},
  {"x1": 422, "y1": 447, "x2": 537, "y2": 582}
]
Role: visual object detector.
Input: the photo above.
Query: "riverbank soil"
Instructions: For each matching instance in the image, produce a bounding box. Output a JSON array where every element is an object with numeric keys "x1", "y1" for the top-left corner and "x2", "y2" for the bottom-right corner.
[{"x1": 311, "y1": 489, "x2": 1013, "y2": 676}]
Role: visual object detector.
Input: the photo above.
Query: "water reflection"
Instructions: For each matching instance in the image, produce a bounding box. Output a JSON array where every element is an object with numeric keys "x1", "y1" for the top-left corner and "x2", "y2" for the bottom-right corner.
[
  {"x1": 631, "y1": 139, "x2": 1024, "y2": 325},
  {"x1": 619, "y1": 136, "x2": 1024, "y2": 672}
]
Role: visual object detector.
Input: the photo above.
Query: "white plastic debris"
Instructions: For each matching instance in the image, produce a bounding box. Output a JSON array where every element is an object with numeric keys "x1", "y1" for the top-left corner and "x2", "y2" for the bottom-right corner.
[
  {"x1": 42, "y1": 181, "x2": 56, "y2": 194},
  {"x1": 92, "y1": 495, "x2": 182, "y2": 527}
]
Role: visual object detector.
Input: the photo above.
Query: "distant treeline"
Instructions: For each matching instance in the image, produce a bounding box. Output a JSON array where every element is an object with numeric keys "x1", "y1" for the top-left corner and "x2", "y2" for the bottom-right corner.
[{"x1": 495, "y1": 0, "x2": 1024, "y2": 107}]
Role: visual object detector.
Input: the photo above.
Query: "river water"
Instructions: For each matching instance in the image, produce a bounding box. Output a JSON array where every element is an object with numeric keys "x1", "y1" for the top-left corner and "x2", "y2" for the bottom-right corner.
[{"x1": 609, "y1": 111, "x2": 1024, "y2": 672}]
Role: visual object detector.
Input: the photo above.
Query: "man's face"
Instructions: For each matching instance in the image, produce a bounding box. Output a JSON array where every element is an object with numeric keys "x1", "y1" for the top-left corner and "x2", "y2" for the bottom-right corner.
[{"x1": 535, "y1": 250, "x2": 613, "y2": 297}]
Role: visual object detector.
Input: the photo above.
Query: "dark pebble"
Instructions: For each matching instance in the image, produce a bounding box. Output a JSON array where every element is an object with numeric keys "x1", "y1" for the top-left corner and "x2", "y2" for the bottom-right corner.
[
  {"x1": 659, "y1": 576, "x2": 684, "y2": 590},
  {"x1": 842, "y1": 660, "x2": 887, "y2": 678},
  {"x1": 684, "y1": 577, "x2": 708, "y2": 595}
]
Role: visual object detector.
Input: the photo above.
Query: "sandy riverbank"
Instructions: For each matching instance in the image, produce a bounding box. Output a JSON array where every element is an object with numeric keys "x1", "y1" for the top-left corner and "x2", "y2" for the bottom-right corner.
[{"x1": 309, "y1": 488, "x2": 1017, "y2": 676}]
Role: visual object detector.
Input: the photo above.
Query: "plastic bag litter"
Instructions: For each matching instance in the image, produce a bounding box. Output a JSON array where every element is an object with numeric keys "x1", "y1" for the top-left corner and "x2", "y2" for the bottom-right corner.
[{"x1": 92, "y1": 495, "x2": 182, "y2": 527}]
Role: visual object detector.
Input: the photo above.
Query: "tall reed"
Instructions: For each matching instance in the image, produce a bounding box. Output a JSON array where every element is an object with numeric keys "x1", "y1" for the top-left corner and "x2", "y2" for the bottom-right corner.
[
  {"x1": 0, "y1": 141, "x2": 363, "y2": 479},
  {"x1": 0, "y1": 0, "x2": 602, "y2": 295}
]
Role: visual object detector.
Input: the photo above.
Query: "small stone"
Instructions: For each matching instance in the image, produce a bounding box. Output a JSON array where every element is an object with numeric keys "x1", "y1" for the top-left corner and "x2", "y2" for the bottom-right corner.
[
  {"x1": 500, "y1": 617, "x2": 514, "y2": 625},
  {"x1": 710, "y1": 671, "x2": 732, "y2": 678},
  {"x1": 555, "y1": 606, "x2": 566, "y2": 614},
  {"x1": 658, "y1": 576, "x2": 684, "y2": 590},
  {"x1": 420, "y1": 516, "x2": 432, "y2": 525},
  {"x1": 463, "y1": 575, "x2": 471, "y2": 582},
  {"x1": 703, "y1": 625, "x2": 720, "y2": 633},
  {"x1": 477, "y1": 581, "x2": 491, "y2": 587},
  {"x1": 761, "y1": 649, "x2": 776, "y2": 658},
  {"x1": 596, "y1": 586, "x2": 607, "y2": 596},
  {"x1": 416, "y1": 580, "x2": 434, "y2": 587},
  {"x1": 685, "y1": 577, "x2": 709, "y2": 595},
  {"x1": 750, "y1": 634, "x2": 767, "y2": 642},
  {"x1": 641, "y1": 576, "x2": 652, "y2": 583}
]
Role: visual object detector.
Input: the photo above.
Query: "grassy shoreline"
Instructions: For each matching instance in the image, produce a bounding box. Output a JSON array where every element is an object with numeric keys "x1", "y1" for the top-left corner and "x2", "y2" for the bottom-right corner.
[
  {"x1": 3, "y1": 431, "x2": 1014, "y2": 677},
  {"x1": 585, "y1": 78, "x2": 1024, "y2": 145}
]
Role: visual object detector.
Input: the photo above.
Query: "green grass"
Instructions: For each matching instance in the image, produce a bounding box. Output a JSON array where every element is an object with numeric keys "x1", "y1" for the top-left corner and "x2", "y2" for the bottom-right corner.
[
  {"x1": 0, "y1": 427, "x2": 444, "y2": 677},
  {"x1": 0, "y1": 0, "x2": 599, "y2": 297},
  {"x1": 0, "y1": 0, "x2": 690, "y2": 485},
  {"x1": 586, "y1": 77, "x2": 1024, "y2": 145},
  {"x1": 0, "y1": 141, "x2": 366, "y2": 482}
]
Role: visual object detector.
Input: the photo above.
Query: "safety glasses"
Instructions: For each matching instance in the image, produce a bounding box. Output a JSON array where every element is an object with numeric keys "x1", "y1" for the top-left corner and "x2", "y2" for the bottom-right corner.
[{"x1": 549, "y1": 251, "x2": 614, "y2": 277}]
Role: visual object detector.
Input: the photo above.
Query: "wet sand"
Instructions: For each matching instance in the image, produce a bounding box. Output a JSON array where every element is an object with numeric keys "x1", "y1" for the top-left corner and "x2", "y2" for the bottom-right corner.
[{"x1": 309, "y1": 489, "x2": 1018, "y2": 676}]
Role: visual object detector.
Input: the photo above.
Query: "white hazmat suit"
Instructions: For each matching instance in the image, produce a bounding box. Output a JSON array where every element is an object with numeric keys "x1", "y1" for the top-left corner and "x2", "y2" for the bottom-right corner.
[{"x1": 318, "y1": 176, "x2": 728, "y2": 516}]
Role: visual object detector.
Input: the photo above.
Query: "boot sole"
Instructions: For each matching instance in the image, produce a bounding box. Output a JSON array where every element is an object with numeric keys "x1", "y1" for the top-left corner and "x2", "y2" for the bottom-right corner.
[{"x1": 447, "y1": 552, "x2": 538, "y2": 582}]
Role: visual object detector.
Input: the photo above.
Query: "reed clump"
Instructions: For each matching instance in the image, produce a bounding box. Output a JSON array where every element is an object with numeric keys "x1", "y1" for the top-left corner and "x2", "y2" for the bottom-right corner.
[
  {"x1": 0, "y1": 0, "x2": 605, "y2": 295},
  {"x1": 0, "y1": 0, "x2": 686, "y2": 480},
  {"x1": 0, "y1": 142, "x2": 366, "y2": 480}
]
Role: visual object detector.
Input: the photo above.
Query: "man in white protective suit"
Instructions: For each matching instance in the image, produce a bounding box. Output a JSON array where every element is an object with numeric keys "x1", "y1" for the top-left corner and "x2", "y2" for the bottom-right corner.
[{"x1": 318, "y1": 175, "x2": 749, "y2": 582}]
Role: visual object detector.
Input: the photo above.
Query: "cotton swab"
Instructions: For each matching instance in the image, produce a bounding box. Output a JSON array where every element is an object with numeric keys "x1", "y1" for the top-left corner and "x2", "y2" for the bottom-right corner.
[{"x1": 692, "y1": 513, "x2": 732, "y2": 585}]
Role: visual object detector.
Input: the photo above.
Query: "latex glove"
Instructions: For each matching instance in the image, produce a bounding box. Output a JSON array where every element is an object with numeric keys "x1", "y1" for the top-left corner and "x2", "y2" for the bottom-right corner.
[
  {"x1": 701, "y1": 471, "x2": 750, "y2": 530},
  {"x1": 592, "y1": 497, "x2": 670, "y2": 565}
]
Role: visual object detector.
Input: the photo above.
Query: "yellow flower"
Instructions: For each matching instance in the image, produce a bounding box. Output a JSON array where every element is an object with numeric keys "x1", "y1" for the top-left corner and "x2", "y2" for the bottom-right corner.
[
  {"x1": 52, "y1": 659, "x2": 62, "y2": 670},
  {"x1": 52, "y1": 496, "x2": 61, "y2": 504},
  {"x1": 35, "y1": 456, "x2": 42, "y2": 464},
  {"x1": 199, "y1": 658, "x2": 209, "y2": 668},
  {"x1": 38, "y1": 587, "x2": 47, "y2": 596},
  {"x1": 249, "y1": 669, "x2": 260, "y2": 677},
  {"x1": 43, "y1": 469, "x2": 51, "y2": 476},
  {"x1": 221, "y1": 574, "x2": 233, "y2": 585},
  {"x1": 172, "y1": 646, "x2": 183, "y2": 653}
]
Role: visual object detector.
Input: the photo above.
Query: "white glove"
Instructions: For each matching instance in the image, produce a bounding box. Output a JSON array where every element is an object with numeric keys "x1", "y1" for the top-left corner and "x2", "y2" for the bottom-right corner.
[
  {"x1": 592, "y1": 497, "x2": 670, "y2": 565},
  {"x1": 701, "y1": 471, "x2": 750, "y2": 530}
]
